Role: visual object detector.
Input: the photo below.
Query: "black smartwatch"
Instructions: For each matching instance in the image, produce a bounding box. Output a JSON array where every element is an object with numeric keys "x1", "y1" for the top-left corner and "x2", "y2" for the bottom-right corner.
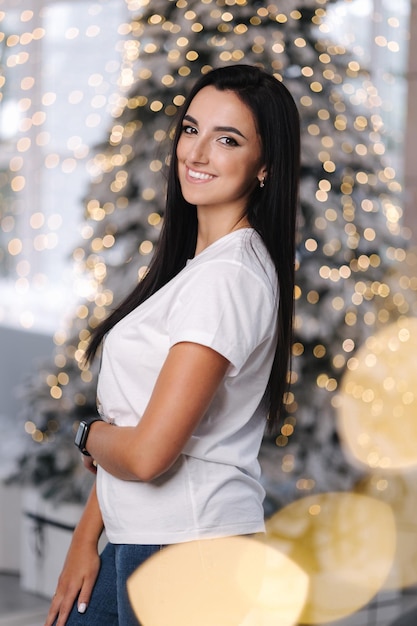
[{"x1": 74, "y1": 417, "x2": 103, "y2": 456}]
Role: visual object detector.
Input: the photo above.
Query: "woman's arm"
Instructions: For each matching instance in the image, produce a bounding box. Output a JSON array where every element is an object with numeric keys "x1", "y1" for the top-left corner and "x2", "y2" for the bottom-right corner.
[
  {"x1": 44, "y1": 483, "x2": 104, "y2": 626},
  {"x1": 86, "y1": 341, "x2": 229, "y2": 482}
]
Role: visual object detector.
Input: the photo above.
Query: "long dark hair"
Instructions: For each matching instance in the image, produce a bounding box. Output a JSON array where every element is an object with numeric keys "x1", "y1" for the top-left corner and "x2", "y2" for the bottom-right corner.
[{"x1": 85, "y1": 64, "x2": 300, "y2": 432}]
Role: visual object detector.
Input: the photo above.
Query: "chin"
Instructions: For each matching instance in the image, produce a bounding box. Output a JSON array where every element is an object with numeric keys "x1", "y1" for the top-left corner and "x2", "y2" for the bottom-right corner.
[{"x1": 180, "y1": 187, "x2": 205, "y2": 206}]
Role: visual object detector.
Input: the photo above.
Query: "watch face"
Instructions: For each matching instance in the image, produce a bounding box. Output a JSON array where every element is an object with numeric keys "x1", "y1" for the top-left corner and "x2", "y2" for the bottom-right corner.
[{"x1": 74, "y1": 422, "x2": 88, "y2": 450}]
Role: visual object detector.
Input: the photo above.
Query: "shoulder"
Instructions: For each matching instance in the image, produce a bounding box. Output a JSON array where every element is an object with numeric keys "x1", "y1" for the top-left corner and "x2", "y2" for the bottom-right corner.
[
  {"x1": 184, "y1": 229, "x2": 277, "y2": 299},
  {"x1": 167, "y1": 231, "x2": 278, "y2": 369}
]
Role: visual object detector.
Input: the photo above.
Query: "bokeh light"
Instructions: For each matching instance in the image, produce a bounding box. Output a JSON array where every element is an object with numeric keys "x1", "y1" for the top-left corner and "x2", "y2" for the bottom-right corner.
[
  {"x1": 355, "y1": 471, "x2": 417, "y2": 591},
  {"x1": 263, "y1": 492, "x2": 396, "y2": 624},
  {"x1": 337, "y1": 317, "x2": 417, "y2": 471},
  {"x1": 127, "y1": 536, "x2": 309, "y2": 626}
]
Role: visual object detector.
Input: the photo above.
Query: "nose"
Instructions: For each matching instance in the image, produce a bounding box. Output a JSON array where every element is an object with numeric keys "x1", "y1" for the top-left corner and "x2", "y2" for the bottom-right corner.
[{"x1": 187, "y1": 135, "x2": 209, "y2": 164}]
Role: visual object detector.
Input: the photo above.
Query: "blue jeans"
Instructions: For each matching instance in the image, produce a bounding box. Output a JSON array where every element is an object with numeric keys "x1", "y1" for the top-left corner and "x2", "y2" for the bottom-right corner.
[{"x1": 59, "y1": 543, "x2": 163, "y2": 626}]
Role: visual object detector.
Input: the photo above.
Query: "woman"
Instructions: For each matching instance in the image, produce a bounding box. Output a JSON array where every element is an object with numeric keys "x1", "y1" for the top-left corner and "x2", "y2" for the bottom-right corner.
[{"x1": 46, "y1": 63, "x2": 300, "y2": 626}]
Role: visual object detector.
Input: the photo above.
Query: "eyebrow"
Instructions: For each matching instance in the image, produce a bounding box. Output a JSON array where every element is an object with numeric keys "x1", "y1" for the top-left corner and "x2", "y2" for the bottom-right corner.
[{"x1": 183, "y1": 114, "x2": 247, "y2": 139}]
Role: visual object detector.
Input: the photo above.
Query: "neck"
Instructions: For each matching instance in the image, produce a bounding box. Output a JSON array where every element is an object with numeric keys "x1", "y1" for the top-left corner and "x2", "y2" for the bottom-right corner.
[{"x1": 194, "y1": 209, "x2": 250, "y2": 256}]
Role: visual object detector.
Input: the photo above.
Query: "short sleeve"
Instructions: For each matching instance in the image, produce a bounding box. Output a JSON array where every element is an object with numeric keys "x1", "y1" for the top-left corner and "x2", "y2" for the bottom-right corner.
[{"x1": 167, "y1": 260, "x2": 276, "y2": 376}]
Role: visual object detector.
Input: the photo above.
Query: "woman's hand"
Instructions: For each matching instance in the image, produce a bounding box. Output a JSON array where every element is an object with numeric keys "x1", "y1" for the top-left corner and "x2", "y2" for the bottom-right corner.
[
  {"x1": 82, "y1": 454, "x2": 98, "y2": 475},
  {"x1": 44, "y1": 483, "x2": 104, "y2": 625},
  {"x1": 44, "y1": 539, "x2": 100, "y2": 626}
]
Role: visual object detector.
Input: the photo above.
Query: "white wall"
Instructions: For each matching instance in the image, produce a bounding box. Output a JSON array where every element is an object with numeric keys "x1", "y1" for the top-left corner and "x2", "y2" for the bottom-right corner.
[
  {"x1": 0, "y1": 326, "x2": 54, "y2": 421},
  {"x1": 0, "y1": 325, "x2": 54, "y2": 573}
]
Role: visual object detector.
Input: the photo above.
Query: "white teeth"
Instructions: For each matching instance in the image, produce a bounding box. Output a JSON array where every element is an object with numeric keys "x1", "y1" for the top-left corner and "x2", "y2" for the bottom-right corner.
[{"x1": 188, "y1": 169, "x2": 213, "y2": 180}]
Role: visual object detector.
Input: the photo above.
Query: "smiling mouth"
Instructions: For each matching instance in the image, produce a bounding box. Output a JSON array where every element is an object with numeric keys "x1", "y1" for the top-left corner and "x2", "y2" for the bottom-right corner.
[{"x1": 187, "y1": 167, "x2": 214, "y2": 181}]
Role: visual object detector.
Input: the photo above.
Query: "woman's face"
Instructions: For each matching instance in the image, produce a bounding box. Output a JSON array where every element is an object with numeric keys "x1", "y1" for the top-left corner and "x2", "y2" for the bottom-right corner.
[{"x1": 176, "y1": 86, "x2": 265, "y2": 218}]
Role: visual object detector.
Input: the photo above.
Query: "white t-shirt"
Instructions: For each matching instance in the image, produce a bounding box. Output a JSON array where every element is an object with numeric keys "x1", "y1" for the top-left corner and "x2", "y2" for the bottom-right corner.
[{"x1": 96, "y1": 228, "x2": 278, "y2": 544}]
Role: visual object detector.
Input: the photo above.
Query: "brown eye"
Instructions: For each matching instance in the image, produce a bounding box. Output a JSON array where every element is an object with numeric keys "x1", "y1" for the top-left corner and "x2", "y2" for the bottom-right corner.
[
  {"x1": 182, "y1": 125, "x2": 197, "y2": 135},
  {"x1": 219, "y1": 136, "x2": 239, "y2": 147}
]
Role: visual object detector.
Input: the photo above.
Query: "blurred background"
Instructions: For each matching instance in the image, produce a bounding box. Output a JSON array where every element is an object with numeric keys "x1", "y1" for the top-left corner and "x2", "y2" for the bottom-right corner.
[{"x1": 1, "y1": 0, "x2": 417, "y2": 624}]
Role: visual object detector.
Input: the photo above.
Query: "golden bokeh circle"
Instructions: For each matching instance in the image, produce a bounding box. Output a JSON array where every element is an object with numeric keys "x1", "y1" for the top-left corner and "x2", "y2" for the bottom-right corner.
[
  {"x1": 355, "y1": 470, "x2": 417, "y2": 590},
  {"x1": 127, "y1": 535, "x2": 308, "y2": 626},
  {"x1": 338, "y1": 317, "x2": 417, "y2": 471},
  {"x1": 263, "y1": 491, "x2": 396, "y2": 624}
]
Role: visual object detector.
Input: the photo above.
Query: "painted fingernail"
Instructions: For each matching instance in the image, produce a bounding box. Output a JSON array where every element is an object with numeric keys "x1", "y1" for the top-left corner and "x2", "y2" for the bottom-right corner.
[{"x1": 78, "y1": 602, "x2": 87, "y2": 614}]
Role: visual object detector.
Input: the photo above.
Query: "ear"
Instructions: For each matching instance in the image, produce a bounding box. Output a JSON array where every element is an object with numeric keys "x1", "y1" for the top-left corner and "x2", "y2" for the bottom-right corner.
[{"x1": 257, "y1": 166, "x2": 267, "y2": 185}]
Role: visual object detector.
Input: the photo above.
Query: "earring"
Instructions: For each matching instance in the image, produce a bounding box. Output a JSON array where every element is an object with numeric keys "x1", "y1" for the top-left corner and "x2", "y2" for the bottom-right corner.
[{"x1": 259, "y1": 177, "x2": 265, "y2": 189}]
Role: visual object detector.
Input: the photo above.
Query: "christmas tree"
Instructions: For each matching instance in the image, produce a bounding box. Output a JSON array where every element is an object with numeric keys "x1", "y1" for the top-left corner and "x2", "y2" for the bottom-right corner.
[{"x1": 14, "y1": 0, "x2": 416, "y2": 507}]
